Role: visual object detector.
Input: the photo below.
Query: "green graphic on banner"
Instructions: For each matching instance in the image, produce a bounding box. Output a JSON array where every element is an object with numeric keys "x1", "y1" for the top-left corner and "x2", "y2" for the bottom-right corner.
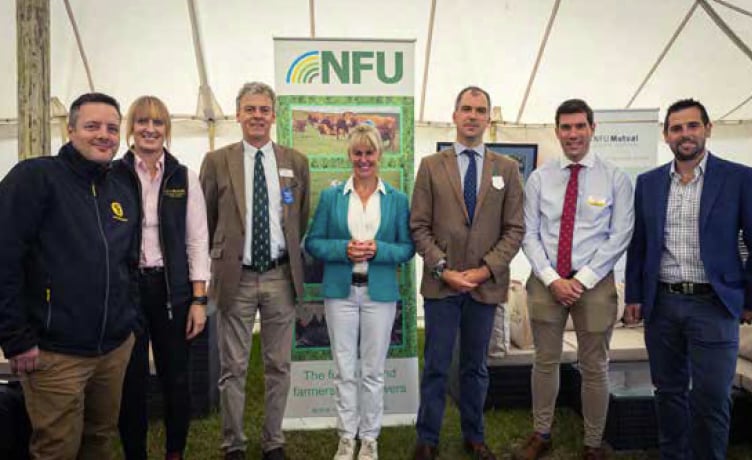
[{"x1": 277, "y1": 95, "x2": 416, "y2": 362}]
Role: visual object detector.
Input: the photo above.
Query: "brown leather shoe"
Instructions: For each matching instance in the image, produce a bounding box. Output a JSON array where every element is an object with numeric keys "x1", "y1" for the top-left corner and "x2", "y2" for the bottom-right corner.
[
  {"x1": 463, "y1": 440, "x2": 497, "y2": 460},
  {"x1": 583, "y1": 446, "x2": 606, "y2": 460},
  {"x1": 165, "y1": 453, "x2": 183, "y2": 460},
  {"x1": 224, "y1": 450, "x2": 245, "y2": 460},
  {"x1": 513, "y1": 432, "x2": 552, "y2": 460},
  {"x1": 413, "y1": 443, "x2": 439, "y2": 460}
]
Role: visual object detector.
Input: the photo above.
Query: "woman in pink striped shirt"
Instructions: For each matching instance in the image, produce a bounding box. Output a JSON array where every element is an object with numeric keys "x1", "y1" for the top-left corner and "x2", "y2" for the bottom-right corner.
[{"x1": 114, "y1": 96, "x2": 210, "y2": 460}]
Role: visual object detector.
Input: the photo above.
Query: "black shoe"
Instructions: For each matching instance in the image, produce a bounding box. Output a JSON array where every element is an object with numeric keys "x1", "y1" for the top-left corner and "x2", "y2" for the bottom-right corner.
[
  {"x1": 464, "y1": 440, "x2": 497, "y2": 460},
  {"x1": 262, "y1": 447, "x2": 286, "y2": 460}
]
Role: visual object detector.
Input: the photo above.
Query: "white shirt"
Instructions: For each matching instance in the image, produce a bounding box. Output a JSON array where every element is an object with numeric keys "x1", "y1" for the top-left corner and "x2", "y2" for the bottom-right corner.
[
  {"x1": 242, "y1": 140, "x2": 285, "y2": 265},
  {"x1": 345, "y1": 176, "x2": 385, "y2": 274}
]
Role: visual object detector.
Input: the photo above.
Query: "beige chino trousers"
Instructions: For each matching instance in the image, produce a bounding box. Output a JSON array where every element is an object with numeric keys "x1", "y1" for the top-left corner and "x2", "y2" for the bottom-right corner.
[
  {"x1": 217, "y1": 263, "x2": 295, "y2": 454},
  {"x1": 526, "y1": 273, "x2": 617, "y2": 447}
]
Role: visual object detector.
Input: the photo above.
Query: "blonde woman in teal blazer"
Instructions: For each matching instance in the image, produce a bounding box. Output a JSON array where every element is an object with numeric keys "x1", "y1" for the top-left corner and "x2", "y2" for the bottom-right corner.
[{"x1": 305, "y1": 124, "x2": 414, "y2": 460}]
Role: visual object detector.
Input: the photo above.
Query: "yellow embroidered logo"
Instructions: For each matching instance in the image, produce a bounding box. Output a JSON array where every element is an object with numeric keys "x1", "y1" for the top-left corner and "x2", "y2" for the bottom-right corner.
[
  {"x1": 163, "y1": 188, "x2": 187, "y2": 198},
  {"x1": 111, "y1": 202, "x2": 127, "y2": 222}
]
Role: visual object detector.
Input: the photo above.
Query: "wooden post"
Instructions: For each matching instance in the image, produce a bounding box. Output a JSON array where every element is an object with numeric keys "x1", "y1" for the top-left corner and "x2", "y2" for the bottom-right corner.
[{"x1": 17, "y1": 0, "x2": 51, "y2": 160}]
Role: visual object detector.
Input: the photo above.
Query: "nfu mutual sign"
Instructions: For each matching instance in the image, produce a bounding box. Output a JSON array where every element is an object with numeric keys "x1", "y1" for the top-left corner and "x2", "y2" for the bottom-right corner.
[{"x1": 275, "y1": 38, "x2": 414, "y2": 97}]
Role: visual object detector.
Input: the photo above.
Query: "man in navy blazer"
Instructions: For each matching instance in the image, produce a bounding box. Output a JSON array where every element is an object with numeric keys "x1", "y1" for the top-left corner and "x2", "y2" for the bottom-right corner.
[{"x1": 624, "y1": 99, "x2": 752, "y2": 460}]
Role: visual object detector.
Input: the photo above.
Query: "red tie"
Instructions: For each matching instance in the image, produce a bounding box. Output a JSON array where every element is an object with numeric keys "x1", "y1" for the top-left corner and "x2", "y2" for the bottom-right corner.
[{"x1": 557, "y1": 164, "x2": 583, "y2": 278}]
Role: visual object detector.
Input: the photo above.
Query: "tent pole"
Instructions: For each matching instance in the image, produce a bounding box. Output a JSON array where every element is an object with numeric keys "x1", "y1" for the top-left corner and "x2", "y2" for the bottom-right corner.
[
  {"x1": 626, "y1": 2, "x2": 699, "y2": 108},
  {"x1": 63, "y1": 0, "x2": 94, "y2": 92},
  {"x1": 699, "y1": 0, "x2": 752, "y2": 62},
  {"x1": 208, "y1": 121, "x2": 216, "y2": 152},
  {"x1": 711, "y1": 0, "x2": 752, "y2": 18},
  {"x1": 17, "y1": 0, "x2": 50, "y2": 160},
  {"x1": 515, "y1": 0, "x2": 560, "y2": 124},
  {"x1": 719, "y1": 93, "x2": 752, "y2": 120},
  {"x1": 418, "y1": 0, "x2": 437, "y2": 123},
  {"x1": 309, "y1": 0, "x2": 316, "y2": 38},
  {"x1": 187, "y1": 0, "x2": 222, "y2": 151}
]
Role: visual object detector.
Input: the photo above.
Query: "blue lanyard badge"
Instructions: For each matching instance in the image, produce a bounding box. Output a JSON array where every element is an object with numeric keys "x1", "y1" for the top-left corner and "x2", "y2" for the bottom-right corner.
[{"x1": 282, "y1": 186, "x2": 294, "y2": 204}]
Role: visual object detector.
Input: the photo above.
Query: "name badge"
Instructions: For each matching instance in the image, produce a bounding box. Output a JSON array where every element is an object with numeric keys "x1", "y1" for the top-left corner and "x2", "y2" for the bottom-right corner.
[
  {"x1": 279, "y1": 168, "x2": 294, "y2": 178},
  {"x1": 587, "y1": 196, "x2": 607, "y2": 207},
  {"x1": 282, "y1": 187, "x2": 294, "y2": 204},
  {"x1": 492, "y1": 175, "x2": 505, "y2": 190}
]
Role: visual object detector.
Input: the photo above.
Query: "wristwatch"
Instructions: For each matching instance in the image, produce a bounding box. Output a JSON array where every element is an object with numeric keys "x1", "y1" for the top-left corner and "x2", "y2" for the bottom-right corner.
[
  {"x1": 191, "y1": 296, "x2": 209, "y2": 306},
  {"x1": 432, "y1": 260, "x2": 447, "y2": 281}
]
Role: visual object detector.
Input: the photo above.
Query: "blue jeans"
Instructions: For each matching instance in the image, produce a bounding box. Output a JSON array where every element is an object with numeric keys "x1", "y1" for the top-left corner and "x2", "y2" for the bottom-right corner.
[
  {"x1": 416, "y1": 294, "x2": 496, "y2": 446},
  {"x1": 645, "y1": 289, "x2": 738, "y2": 460}
]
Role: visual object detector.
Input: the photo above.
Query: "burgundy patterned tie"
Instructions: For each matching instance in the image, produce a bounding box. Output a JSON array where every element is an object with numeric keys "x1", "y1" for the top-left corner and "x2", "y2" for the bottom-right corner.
[{"x1": 556, "y1": 164, "x2": 583, "y2": 278}]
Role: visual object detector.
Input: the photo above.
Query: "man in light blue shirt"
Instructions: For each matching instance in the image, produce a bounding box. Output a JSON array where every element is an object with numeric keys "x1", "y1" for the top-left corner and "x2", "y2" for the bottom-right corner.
[{"x1": 515, "y1": 99, "x2": 633, "y2": 460}]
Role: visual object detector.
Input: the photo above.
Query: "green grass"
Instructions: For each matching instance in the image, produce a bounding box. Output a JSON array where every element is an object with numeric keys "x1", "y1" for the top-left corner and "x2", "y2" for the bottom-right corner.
[
  {"x1": 128, "y1": 332, "x2": 752, "y2": 459},
  {"x1": 292, "y1": 125, "x2": 351, "y2": 156}
]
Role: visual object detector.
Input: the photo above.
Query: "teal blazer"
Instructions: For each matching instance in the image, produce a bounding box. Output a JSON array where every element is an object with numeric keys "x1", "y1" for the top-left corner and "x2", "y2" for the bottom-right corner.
[{"x1": 305, "y1": 180, "x2": 415, "y2": 302}]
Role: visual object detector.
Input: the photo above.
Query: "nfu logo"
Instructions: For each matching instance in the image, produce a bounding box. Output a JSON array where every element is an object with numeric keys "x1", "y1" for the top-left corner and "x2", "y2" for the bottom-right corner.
[{"x1": 286, "y1": 50, "x2": 403, "y2": 84}]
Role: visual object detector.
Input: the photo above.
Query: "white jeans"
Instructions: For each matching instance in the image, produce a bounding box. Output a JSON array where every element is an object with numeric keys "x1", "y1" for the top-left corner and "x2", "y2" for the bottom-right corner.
[{"x1": 325, "y1": 285, "x2": 396, "y2": 439}]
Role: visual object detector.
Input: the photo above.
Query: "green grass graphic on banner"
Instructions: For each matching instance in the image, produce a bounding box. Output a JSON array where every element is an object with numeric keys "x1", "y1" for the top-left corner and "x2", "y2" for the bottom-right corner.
[{"x1": 278, "y1": 95, "x2": 416, "y2": 361}]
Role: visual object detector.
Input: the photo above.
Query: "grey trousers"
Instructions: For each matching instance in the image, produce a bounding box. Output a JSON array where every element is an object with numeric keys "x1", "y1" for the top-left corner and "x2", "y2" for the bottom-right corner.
[
  {"x1": 526, "y1": 273, "x2": 617, "y2": 447},
  {"x1": 217, "y1": 264, "x2": 295, "y2": 453}
]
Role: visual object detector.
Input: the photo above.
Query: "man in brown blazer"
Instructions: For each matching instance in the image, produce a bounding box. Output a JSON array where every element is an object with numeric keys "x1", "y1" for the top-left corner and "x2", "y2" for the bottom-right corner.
[
  {"x1": 410, "y1": 86, "x2": 524, "y2": 460},
  {"x1": 199, "y1": 82, "x2": 310, "y2": 460}
]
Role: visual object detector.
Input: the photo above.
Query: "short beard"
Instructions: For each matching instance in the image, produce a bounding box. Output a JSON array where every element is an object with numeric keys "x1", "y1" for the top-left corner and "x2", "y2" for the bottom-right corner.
[{"x1": 671, "y1": 140, "x2": 705, "y2": 163}]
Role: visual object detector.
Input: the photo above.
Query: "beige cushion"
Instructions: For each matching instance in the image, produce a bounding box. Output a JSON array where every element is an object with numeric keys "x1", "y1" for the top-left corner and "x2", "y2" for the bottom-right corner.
[
  {"x1": 609, "y1": 327, "x2": 648, "y2": 362},
  {"x1": 738, "y1": 325, "x2": 752, "y2": 360},
  {"x1": 488, "y1": 302, "x2": 510, "y2": 359},
  {"x1": 508, "y1": 280, "x2": 534, "y2": 349},
  {"x1": 563, "y1": 327, "x2": 647, "y2": 362},
  {"x1": 0, "y1": 349, "x2": 8, "y2": 375},
  {"x1": 615, "y1": 282, "x2": 626, "y2": 328},
  {"x1": 488, "y1": 346, "x2": 536, "y2": 366},
  {"x1": 735, "y1": 358, "x2": 752, "y2": 391},
  {"x1": 487, "y1": 339, "x2": 578, "y2": 366}
]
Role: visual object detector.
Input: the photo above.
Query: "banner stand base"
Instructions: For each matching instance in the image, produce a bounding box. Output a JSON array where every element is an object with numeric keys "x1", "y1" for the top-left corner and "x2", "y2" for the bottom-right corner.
[{"x1": 283, "y1": 413, "x2": 417, "y2": 431}]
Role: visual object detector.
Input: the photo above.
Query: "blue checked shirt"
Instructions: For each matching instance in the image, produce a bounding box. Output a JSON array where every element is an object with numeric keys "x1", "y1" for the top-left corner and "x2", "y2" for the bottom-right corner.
[{"x1": 659, "y1": 153, "x2": 708, "y2": 283}]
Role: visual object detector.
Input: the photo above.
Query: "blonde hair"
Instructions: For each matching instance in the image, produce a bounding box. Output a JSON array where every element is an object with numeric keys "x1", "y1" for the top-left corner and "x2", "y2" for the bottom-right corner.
[
  {"x1": 347, "y1": 124, "x2": 382, "y2": 156},
  {"x1": 125, "y1": 96, "x2": 172, "y2": 148}
]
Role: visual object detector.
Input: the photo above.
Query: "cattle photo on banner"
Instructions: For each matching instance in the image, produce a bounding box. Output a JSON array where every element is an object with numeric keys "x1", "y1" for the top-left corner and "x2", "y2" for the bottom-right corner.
[{"x1": 274, "y1": 38, "x2": 418, "y2": 429}]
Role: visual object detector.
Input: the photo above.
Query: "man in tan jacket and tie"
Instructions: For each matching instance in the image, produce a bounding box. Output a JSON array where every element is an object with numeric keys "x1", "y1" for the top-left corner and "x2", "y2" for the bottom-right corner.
[
  {"x1": 410, "y1": 86, "x2": 525, "y2": 460},
  {"x1": 200, "y1": 82, "x2": 310, "y2": 460}
]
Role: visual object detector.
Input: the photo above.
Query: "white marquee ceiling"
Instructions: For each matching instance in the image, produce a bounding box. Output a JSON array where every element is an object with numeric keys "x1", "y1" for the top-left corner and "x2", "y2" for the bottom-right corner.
[{"x1": 1, "y1": 0, "x2": 751, "y2": 125}]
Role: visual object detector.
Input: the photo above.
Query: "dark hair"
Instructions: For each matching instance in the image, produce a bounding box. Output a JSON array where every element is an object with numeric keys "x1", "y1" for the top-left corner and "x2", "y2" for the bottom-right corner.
[
  {"x1": 68, "y1": 92, "x2": 121, "y2": 128},
  {"x1": 555, "y1": 99, "x2": 593, "y2": 126},
  {"x1": 663, "y1": 98, "x2": 710, "y2": 133},
  {"x1": 454, "y1": 86, "x2": 491, "y2": 112}
]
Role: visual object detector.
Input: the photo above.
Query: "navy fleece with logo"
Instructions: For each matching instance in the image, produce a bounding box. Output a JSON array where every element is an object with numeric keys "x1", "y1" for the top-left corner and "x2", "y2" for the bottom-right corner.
[{"x1": 0, "y1": 143, "x2": 140, "y2": 358}]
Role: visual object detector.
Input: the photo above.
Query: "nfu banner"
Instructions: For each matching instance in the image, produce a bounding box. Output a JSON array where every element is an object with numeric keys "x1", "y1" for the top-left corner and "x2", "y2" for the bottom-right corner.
[
  {"x1": 274, "y1": 38, "x2": 418, "y2": 430},
  {"x1": 592, "y1": 108, "x2": 660, "y2": 179}
]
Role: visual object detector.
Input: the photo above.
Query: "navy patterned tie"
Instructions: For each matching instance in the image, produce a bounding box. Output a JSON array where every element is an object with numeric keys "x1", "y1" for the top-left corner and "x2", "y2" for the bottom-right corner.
[
  {"x1": 251, "y1": 150, "x2": 271, "y2": 272},
  {"x1": 463, "y1": 149, "x2": 477, "y2": 223}
]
